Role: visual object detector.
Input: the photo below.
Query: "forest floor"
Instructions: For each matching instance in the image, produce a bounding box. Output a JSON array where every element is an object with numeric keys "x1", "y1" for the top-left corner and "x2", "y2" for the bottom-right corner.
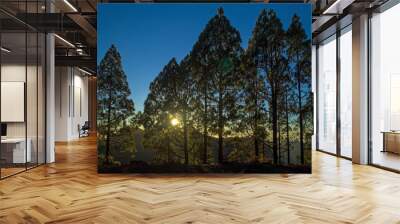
[{"x1": 98, "y1": 162, "x2": 311, "y2": 174}]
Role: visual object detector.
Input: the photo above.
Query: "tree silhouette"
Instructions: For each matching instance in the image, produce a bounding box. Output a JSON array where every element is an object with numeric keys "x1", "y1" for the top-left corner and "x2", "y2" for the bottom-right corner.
[
  {"x1": 97, "y1": 45, "x2": 135, "y2": 164},
  {"x1": 287, "y1": 15, "x2": 311, "y2": 164},
  {"x1": 177, "y1": 55, "x2": 196, "y2": 165},
  {"x1": 142, "y1": 58, "x2": 180, "y2": 163},
  {"x1": 248, "y1": 9, "x2": 286, "y2": 164},
  {"x1": 192, "y1": 29, "x2": 211, "y2": 164},
  {"x1": 238, "y1": 50, "x2": 268, "y2": 162},
  {"x1": 278, "y1": 57, "x2": 292, "y2": 164},
  {"x1": 192, "y1": 8, "x2": 242, "y2": 164},
  {"x1": 283, "y1": 69, "x2": 292, "y2": 164}
]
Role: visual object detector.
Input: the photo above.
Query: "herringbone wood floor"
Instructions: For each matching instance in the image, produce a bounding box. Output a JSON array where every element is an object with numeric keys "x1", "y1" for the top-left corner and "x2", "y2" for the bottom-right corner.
[{"x1": 1, "y1": 136, "x2": 400, "y2": 224}]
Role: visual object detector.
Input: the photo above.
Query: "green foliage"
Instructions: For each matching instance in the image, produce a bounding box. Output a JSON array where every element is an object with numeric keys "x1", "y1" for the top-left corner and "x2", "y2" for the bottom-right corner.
[{"x1": 227, "y1": 137, "x2": 254, "y2": 163}]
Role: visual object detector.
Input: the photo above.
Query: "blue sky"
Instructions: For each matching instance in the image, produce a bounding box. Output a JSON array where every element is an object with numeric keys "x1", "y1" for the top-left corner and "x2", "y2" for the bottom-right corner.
[{"x1": 98, "y1": 3, "x2": 311, "y2": 112}]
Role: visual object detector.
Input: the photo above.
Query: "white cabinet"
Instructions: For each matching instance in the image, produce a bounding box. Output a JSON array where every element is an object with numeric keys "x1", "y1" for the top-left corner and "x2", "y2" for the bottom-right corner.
[{"x1": 1, "y1": 138, "x2": 32, "y2": 163}]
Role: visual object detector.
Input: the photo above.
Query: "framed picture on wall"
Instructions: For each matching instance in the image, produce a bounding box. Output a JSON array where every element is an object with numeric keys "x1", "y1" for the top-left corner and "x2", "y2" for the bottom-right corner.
[{"x1": 97, "y1": 3, "x2": 312, "y2": 173}]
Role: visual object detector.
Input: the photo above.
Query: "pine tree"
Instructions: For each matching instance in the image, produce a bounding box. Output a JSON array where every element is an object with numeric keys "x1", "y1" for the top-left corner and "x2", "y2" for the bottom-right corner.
[
  {"x1": 97, "y1": 44, "x2": 135, "y2": 164},
  {"x1": 238, "y1": 50, "x2": 268, "y2": 162},
  {"x1": 142, "y1": 58, "x2": 180, "y2": 163},
  {"x1": 177, "y1": 55, "x2": 196, "y2": 165},
  {"x1": 192, "y1": 30, "x2": 211, "y2": 164},
  {"x1": 287, "y1": 15, "x2": 311, "y2": 164},
  {"x1": 192, "y1": 7, "x2": 242, "y2": 164},
  {"x1": 278, "y1": 57, "x2": 292, "y2": 164},
  {"x1": 284, "y1": 73, "x2": 292, "y2": 164},
  {"x1": 248, "y1": 9, "x2": 286, "y2": 164}
]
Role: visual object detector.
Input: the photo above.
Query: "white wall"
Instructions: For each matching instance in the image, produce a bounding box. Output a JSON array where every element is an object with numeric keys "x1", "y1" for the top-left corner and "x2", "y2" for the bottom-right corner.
[
  {"x1": 71, "y1": 72, "x2": 89, "y2": 138},
  {"x1": 1, "y1": 65, "x2": 42, "y2": 137},
  {"x1": 1, "y1": 63, "x2": 46, "y2": 164},
  {"x1": 55, "y1": 67, "x2": 89, "y2": 141},
  {"x1": 1, "y1": 65, "x2": 26, "y2": 139},
  {"x1": 55, "y1": 66, "x2": 69, "y2": 141}
]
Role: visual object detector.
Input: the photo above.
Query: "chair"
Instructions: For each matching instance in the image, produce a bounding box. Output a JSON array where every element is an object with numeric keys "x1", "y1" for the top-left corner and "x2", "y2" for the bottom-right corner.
[{"x1": 79, "y1": 121, "x2": 90, "y2": 138}]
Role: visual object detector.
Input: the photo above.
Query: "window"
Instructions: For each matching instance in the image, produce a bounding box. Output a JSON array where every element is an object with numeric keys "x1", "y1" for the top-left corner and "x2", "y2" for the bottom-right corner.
[
  {"x1": 317, "y1": 35, "x2": 337, "y2": 154},
  {"x1": 370, "y1": 3, "x2": 400, "y2": 171},
  {"x1": 339, "y1": 26, "x2": 352, "y2": 158},
  {"x1": 0, "y1": 1, "x2": 46, "y2": 179}
]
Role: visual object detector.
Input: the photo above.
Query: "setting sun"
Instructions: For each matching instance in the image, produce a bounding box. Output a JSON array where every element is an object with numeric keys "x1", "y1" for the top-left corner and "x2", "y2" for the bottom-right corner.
[{"x1": 171, "y1": 118, "x2": 179, "y2": 126}]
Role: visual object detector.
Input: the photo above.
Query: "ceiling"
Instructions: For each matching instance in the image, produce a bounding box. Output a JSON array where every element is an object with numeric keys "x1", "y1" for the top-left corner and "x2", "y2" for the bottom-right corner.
[
  {"x1": 1, "y1": 0, "x2": 393, "y2": 72},
  {"x1": 0, "y1": 0, "x2": 97, "y2": 73}
]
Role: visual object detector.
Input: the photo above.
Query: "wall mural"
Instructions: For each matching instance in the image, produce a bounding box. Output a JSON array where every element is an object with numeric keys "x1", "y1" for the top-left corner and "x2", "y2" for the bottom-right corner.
[{"x1": 97, "y1": 4, "x2": 312, "y2": 173}]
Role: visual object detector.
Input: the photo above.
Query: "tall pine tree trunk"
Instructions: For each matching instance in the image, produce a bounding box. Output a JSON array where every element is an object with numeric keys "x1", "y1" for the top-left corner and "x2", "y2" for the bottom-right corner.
[
  {"x1": 203, "y1": 84, "x2": 208, "y2": 164},
  {"x1": 262, "y1": 140, "x2": 265, "y2": 161},
  {"x1": 105, "y1": 88, "x2": 112, "y2": 164},
  {"x1": 272, "y1": 79, "x2": 278, "y2": 164},
  {"x1": 268, "y1": 54, "x2": 279, "y2": 165},
  {"x1": 183, "y1": 107, "x2": 188, "y2": 165},
  {"x1": 218, "y1": 128, "x2": 223, "y2": 164},
  {"x1": 167, "y1": 134, "x2": 170, "y2": 163},
  {"x1": 254, "y1": 80, "x2": 259, "y2": 161},
  {"x1": 218, "y1": 92, "x2": 224, "y2": 164},
  {"x1": 297, "y1": 62, "x2": 304, "y2": 164},
  {"x1": 254, "y1": 135, "x2": 259, "y2": 162},
  {"x1": 286, "y1": 90, "x2": 290, "y2": 164},
  {"x1": 278, "y1": 125, "x2": 281, "y2": 164}
]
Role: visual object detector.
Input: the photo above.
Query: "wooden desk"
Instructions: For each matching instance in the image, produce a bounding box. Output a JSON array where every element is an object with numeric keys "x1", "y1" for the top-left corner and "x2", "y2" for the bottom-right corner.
[
  {"x1": 382, "y1": 131, "x2": 400, "y2": 154},
  {"x1": 1, "y1": 138, "x2": 31, "y2": 164}
]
